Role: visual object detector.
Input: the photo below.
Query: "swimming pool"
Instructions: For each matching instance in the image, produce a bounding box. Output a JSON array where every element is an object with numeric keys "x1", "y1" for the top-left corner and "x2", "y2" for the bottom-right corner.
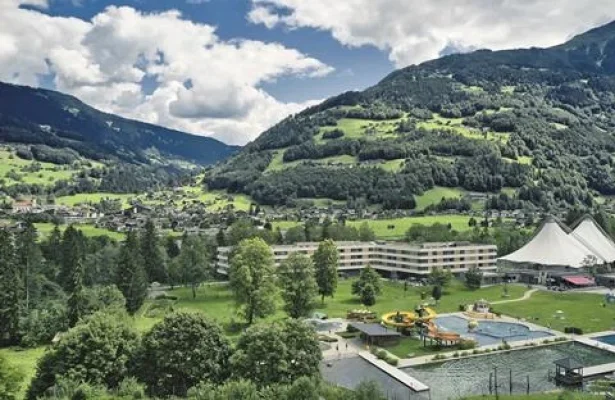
[
  {"x1": 404, "y1": 342, "x2": 615, "y2": 399},
  {"x1": 435, "y1": 315, "x2": 553, "y2": 346},
  {"x1": 593, "y1": 334, "x2": 615, "y2": 346}
]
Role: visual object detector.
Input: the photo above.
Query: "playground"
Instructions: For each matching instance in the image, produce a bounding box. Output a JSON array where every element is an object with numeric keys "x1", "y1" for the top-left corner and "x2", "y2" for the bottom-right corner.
[{"x1": 381, "y1": 306, "x2": 463, "y2": 347}]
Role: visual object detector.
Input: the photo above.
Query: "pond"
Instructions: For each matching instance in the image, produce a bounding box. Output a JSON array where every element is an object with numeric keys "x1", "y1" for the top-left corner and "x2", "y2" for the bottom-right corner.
[
  {"x1": 320, "y1": 357, "x2": 429, "y2": 399},
  {"x1": 435, "y1": 315, "x2": 553, "y2": 346},
  {"x1": 403, "y1": 342, "x2": 615, "y2": 399}
]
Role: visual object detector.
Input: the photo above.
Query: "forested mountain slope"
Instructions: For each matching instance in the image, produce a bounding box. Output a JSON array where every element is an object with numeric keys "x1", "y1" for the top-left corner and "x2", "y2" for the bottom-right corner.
[
  {"x1": 0, "y1": 82, "x2": 238, "y2": 165},
  {"x1": 208, "y1": 21, "x2": 615, "y2": 211}
]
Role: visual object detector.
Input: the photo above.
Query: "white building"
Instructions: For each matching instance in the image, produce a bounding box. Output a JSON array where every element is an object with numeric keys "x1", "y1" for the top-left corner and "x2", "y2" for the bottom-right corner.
[{"x1": 217, "y1": 241, "x2": 497, "y2": 278}]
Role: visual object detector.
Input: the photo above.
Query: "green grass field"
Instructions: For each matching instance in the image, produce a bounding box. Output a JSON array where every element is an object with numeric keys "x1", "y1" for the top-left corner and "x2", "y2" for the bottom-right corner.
[
  {"x1": 33, "y1": 223, "x2": 125, "y2": 241},
  {"x1": 417, "y1": 113, "x2": 509, "y2": 144},
  {"x1": 315, "y1": 117, "x2": 404, "y2": 143},
  {"x1": 378, "y1": 159, "x2": 405, "y2": 172},
  {"x1": 0, "y1": 347, "x2": 46, "y2": 397},
  {"x1": 347, "y1": 215, "x2": 474, "y2": 239},
  {"x1": 495, "y1": 291, "x2": 615, "y2": 334},
  {"x1": 55, "y1": 192, "x2": 136, "y2": 207},
  {"x1": 415, "y1": 187, "x2": 464, "y2": 210},
  {"x1": 0, "y1": 149, "x2": 76, "y2": 186}
]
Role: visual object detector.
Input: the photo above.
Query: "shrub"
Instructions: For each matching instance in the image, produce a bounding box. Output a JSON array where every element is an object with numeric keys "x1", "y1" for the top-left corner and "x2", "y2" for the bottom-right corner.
[
  {"x1": 322, "y1": 129, "x2": 344, "y2": 140},
  {"x1": 452, "y1": 352, "x2": 460, "y2": 358},
  {"x1": 317, "y1": 335, "x2": 338, "y2": 343},
  {"x1": 458, "y1": 304, "x2": 466, "y2": 312},
  {"x1": 564, "y1": 327, "x2": 583, "y2": 335},
  {"x1": 116, "y1": 377, "x2": 145, "y2": 399},
  {"x1": 458, "y1": 339, "x2": 477, "y2": 350},
  {"x1": 346, "y1": 325, "x2": 359, "y2": 333},
  {"x1": 376, "y1": 349, "x2": 388, "y2": 360},
  {"x1": 386, "y1": 356, "x2": 399, "y2": 366}
]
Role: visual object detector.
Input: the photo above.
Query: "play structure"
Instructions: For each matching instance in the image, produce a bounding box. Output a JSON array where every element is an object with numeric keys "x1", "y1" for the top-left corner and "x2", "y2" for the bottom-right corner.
[
  {"x1": 381, "y1": 306, "x2": 462, "y2": 346},
  {"x1": 381, "y1": 306, "x2": 437, "y2": 329}
]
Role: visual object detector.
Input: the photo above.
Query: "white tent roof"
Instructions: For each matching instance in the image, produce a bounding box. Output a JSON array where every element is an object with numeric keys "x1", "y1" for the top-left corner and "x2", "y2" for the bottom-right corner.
[
  {"x1": 499, "y1": 217, "x2": 605, "y2": 268},
  {"x1": 570, "y1": 216, "x2": 615, "y2": 263}
]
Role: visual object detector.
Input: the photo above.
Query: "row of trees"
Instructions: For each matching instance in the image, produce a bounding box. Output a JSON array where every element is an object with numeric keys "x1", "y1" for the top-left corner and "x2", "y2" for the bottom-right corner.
[
  {"x1": 24, "y1": 310, "x2": 333, "y2": 399},
  {"x1": 228, "y1": 238, "x2": 339, "y2": 324}
]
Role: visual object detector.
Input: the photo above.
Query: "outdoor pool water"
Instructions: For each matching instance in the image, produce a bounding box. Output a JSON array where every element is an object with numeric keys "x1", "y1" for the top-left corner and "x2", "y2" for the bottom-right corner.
[
  {"x1": 593, "y1": 334, "x2": 615, "y2": 346},
  {"x1": 435, "y1": 315, "x2": 553, "y2": 346},
  {"x1": 321, "y1": 357, "x2": 429, "y2": 400},
  {"x1": 404, "y1": 342, "x2": 615, "y2": 399}
]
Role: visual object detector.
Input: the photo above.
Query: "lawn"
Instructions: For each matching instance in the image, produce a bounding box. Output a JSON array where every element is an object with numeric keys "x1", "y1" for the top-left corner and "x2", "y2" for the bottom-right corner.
[
  {"x1": 415, "y1": 186, "x2": 464, "y2": 210},
  {"x1": 495, "y1": 291, "x2": 615, "y2": 334},
  {"x1": 347, "y1": 215, "x2": 474, "y2": 239}
]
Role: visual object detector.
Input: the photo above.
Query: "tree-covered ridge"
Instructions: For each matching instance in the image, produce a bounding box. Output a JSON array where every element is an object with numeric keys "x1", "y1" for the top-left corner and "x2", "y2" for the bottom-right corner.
[
  {"x1": 207, "y1": 20, "x2": 615, "y2": 211},
  {"x1": 0, "y1": 82, "x2": 238, "y2": 166}
]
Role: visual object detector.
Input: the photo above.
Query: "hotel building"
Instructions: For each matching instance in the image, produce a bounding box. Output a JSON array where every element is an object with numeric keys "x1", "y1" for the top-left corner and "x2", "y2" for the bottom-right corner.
[{"x1": 216, "y1": 241, "x2": 497, "y2": 278}]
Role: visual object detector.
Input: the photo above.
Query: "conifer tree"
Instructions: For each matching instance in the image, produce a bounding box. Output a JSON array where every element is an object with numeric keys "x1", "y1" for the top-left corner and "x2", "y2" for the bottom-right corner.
[
  {"x1": 15, "y1": 222, "x2": 42, "y2": 310},
  {"x1": 58, "y1": 226, "x2": 85, "y2": 292},
  {"x1": 140, "y1": 220, "x2": 167, "y2": 283},
  {"x1": 115, "y1": 232, "x2": 148, "y2": 314},
  {"x1": 0, "y1": 230, "x2": 21, "y2": 345}
]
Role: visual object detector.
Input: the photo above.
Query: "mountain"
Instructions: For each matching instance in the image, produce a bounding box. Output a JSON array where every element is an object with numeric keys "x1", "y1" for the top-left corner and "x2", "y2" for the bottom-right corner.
[
  {"x1": 0, "y1": 82, "x2": 238, "y2": 165},
  {"x1": 207, "y1": 20, "x2": 615, "y2": 211}
]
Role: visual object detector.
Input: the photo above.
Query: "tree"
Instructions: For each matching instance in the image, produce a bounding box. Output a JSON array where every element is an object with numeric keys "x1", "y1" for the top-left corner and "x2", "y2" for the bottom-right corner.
[
  {"x1": 165, "y1": 236, "x2": 181, "y2": 259},
  {"x1": 0, "y1": 230, "x2": 21, "y2": 346},
  {"x1": 360, "y1": 283, "x2": 376, "y2": 306},
  {"x1": 313, "y1": 239, "x2": 338, "y2": 303},
  {"x1": 15, "y1": 222, "x2": 42, "y2": 311},
  {"x1": 358, "y1": 222, "x2": 375, "y2": 241},
  {"x1": 354, "y1": 381, "x2": 386, "y2": 400},
  {"x1": 231, "y1": 319, "x2": 321, "y2": 386},
  {"x1": 58, "y1": 225, "x2": 85, "y2": 292},
  {"x1": 465, "y1": 266, "x2": 483, "y2": 290},
  {"x1": 432, "y1": 285, "x2": 442, "y2": 303},
  {"x1": 115, "y1": 231, "x2": 148, "y2": 314},
  {"x1": 352, "y1": 266, "x2": 382, "y2": 300},
  {"x1": 140, "y1": 220, "x2": 168, "y2": 283},
  {"x1": 216, "y1": 228, "x2": 226, "y2": 247},
  {"x1": 27, "y1": 312, "x2": 139, "y2": 400},
  {"x1": 229, "y1": 238, "x2": 277, "y2": 325},
  {"x1": 171, "y1": 235, "x2": 211, "y2": 298},
  {"x1": 429, "y1": 267, "x2": 452, "y2": 287},
  {"x1": 0, "y1": 355, "x2": 23, "y2": 400},
  {"x1": 135, "y1": 312, "x2": 232, "y2": 397},
  {"x1": 277, "y1": 253, "x2": 318, "y2": 318}
]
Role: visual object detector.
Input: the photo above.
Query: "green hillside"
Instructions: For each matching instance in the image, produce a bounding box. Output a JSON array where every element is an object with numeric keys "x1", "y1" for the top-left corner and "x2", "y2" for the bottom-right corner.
[{"x1": 207, "y1": 21, "x2": 615, "y2": 212}]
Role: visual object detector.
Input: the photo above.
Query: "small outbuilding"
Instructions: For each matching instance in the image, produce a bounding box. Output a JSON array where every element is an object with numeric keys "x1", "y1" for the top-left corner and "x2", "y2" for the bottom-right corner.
[
  {"x1": 348, "y1": 322, "x2": 401, "y2": 346},
  {"x1": 553, "y1": 357, "x2": 584, "y2": 386}
]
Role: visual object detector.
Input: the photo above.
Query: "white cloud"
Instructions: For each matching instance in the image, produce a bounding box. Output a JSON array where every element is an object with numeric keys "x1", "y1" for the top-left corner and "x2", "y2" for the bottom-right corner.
[
  {"x1": 249, "y1": 0, "x2": 615, "y2": 67},
  {"x1": 0, "y1": 2, "x2": 333, "y2": 145}
]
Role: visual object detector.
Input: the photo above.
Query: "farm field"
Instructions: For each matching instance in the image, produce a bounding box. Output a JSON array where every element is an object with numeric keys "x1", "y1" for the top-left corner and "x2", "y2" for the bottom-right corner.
[
  {"x1": 417, "y1": 113, "x2": 509, "y2": 144},
  {"x1": 315, "y1": 117, "x2": 404, "y2": 143},
  {"x1": 0, "y1": 149, "x2": 75, "y2": 186}
]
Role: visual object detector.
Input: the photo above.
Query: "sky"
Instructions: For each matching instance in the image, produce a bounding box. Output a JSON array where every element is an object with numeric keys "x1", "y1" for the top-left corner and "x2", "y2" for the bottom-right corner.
[{"x1": 2, "y1": 1, "x2": 615, "y2": 145}]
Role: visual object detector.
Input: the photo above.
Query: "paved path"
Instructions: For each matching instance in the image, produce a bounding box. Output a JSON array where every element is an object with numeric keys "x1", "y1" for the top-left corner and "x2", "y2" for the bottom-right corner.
[{"x1": 491, "y1": 288, "x2": 539, "y2": 305}]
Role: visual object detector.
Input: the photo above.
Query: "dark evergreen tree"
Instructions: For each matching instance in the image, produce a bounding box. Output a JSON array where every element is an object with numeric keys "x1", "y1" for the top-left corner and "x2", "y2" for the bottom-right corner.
[
  {"x1": 15, "y1": 222, "x2": 42, "y2": 311},
  {"x1": 140, "y1": 220, "x2": 167, "y2": 283},
  {"x1": 115, "y1": 232, "x2": 148, "y2": 315},
  {"x1": 164, "y1": 236, "x2": 181, "y2": 259},
  {"x1": 58, "y1": 226, "x2": 85, "y2": 292},
  {"x1": 0, "y1": 230, "x2": 21, "y2": 346}
]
